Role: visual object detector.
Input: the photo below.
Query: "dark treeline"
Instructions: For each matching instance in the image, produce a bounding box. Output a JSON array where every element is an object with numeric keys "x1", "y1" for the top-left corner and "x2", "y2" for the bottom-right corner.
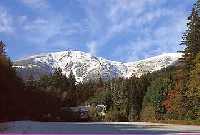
[
  {"x1": 0, "y1": 41, "x2": 61, "y2": 121},
  {"x1": 0, "y1": 0, "x2": 200, "y2": 123},
  {"x1": 0, "y1": 41, "x2": 103, "y2": 121}
]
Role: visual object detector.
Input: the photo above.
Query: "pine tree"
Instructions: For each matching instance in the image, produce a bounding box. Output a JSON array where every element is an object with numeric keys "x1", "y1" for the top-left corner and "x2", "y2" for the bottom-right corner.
[
  {"x1": 0, "y1": 41, "x2": 6, "y2": 56},
  {"x1": 180, "y1": 0, "x2": 200, "y2": 69},
  {"x1": 175, "y1": 0, "x2": 200, "y2": 120}
]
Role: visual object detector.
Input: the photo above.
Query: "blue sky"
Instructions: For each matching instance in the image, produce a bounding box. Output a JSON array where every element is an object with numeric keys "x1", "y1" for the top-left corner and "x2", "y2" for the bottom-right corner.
[{"x1": 0, "y1": 0, "x2": 196, "y2": 62}]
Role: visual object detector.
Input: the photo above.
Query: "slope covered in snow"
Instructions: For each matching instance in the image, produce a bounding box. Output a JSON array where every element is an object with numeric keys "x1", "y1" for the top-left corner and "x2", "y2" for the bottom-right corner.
[{"x1": 14, "y1": 51, "x2": 182, "y2": 82}]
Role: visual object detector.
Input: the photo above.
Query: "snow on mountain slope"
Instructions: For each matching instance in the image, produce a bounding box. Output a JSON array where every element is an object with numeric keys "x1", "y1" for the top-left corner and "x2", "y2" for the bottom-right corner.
[
  {"x1": 124, "y1": 53, "x2": 183, "y2": 77},
  {"x1": 14, "y1": 51, "x2": 182, "y2": 82}
]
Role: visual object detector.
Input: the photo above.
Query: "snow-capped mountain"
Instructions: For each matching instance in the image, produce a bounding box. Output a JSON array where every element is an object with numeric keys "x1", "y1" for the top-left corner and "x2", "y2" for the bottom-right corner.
[{"x1": 14, "y1": 51, "x2": 182, "y2": 82}]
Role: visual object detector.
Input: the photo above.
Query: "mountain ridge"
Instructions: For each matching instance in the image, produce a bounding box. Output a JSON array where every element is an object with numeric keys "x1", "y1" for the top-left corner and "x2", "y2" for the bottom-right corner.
[{"x1": 14, "y1": 51, "x2": 182, "y2": 82}]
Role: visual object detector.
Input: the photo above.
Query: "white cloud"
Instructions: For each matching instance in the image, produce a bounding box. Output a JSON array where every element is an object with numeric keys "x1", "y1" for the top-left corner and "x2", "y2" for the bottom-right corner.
[
  {"x1": 17, "y1": 15, "x2": 28, "y2": 25},
  {"x1": 87, "y1": 41, "x2": 97, "y2": 56},
  {"x1": 77, "y1": 0, "x2": 187, "y2": 61},
  {"x1": 24, "y1": 18, "x2": 48, "y2": 32},
  {"x1": 10, "y1": 0, "x2": 85, "y2": 49},
  {"x1": 19, "y1": 14, "x2": 87, "y2": 49},
  {"x1": 21, "y1": 17, "x2": 64, "y2": 45},
  {"x1": 0, "y1": 7, "x2": 14, "y2": 34},
  {"x1": 105, "y1": 0, "x2": 188, "y2": 62},
  {"x1": 108, "y1": 0, "x2": 159, "y2": 23},
  {"x1": 19, "y1": 0, "x2": 49, "y2": 9},
  {"x1": 106, "y1": 1, "x2": 173, "y2": 38},
  {"x1": 125, "y1": 15, "x2": 187, "y2": 62},
  {"x1": 102, "y1": 0, "x2": 189, "y2": 61},
  {"x1": 80, "y1": 0, "x2": 173, "y2": 50}
]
